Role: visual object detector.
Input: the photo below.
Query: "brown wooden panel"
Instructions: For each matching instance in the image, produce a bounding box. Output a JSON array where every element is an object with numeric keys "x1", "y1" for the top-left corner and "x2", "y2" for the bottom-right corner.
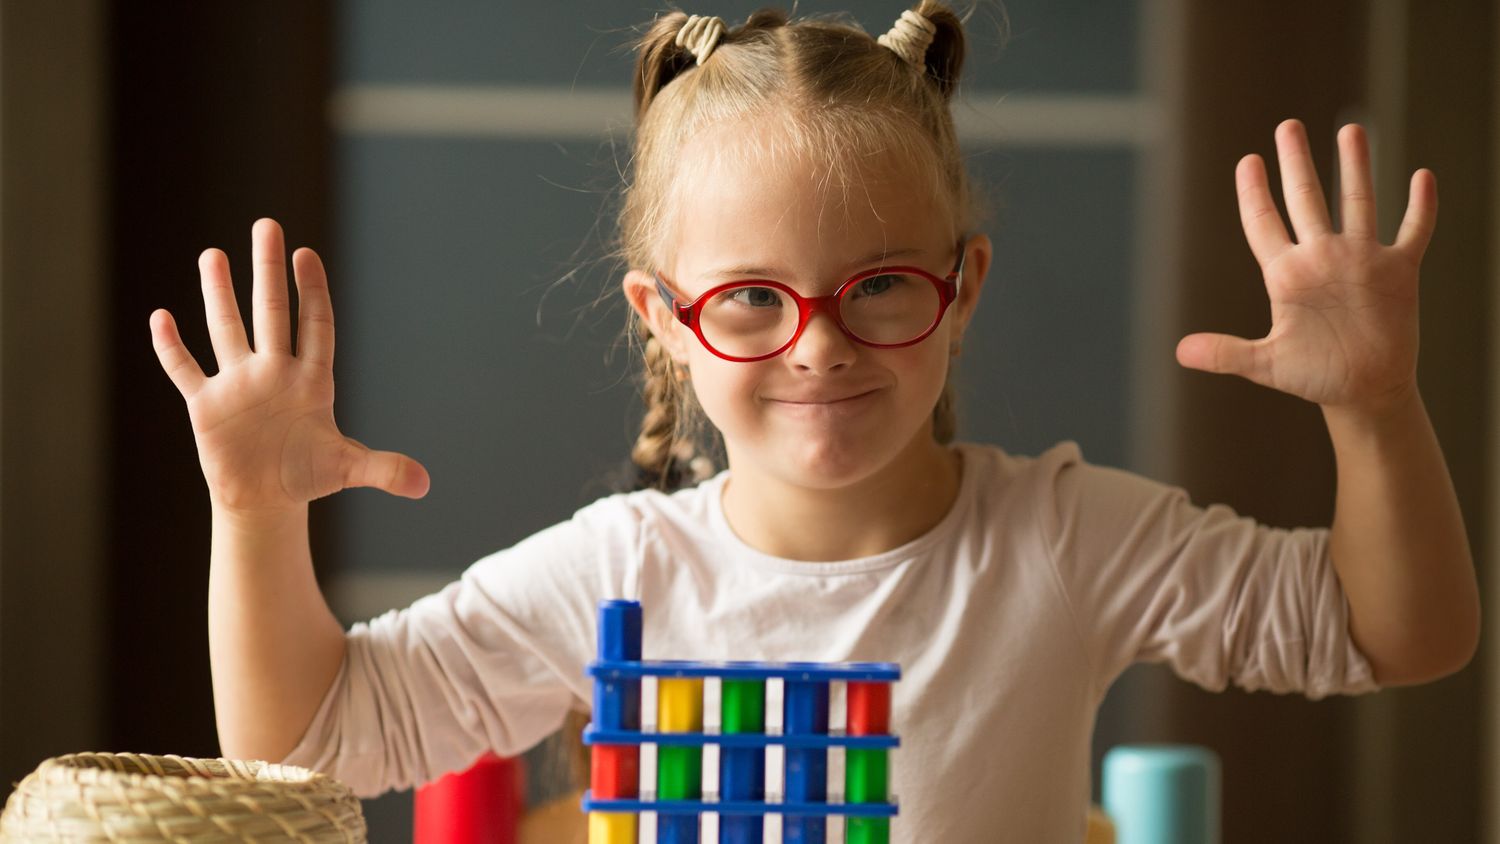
[
  {"x1": 1168, "y1": 2, "x2": 1495, "y2": 842},
  {"x1": 106, "y1": 2, "x2": 333, "y2": 760},
  {"x1": 1171, "y1": 3, "x2": 1367, "y2": 842}
]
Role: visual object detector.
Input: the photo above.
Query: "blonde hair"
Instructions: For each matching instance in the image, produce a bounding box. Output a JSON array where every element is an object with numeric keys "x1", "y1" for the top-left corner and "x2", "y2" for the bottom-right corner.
[{"x1": 622, "y1": 1, "x2": 979, "y2": 491}]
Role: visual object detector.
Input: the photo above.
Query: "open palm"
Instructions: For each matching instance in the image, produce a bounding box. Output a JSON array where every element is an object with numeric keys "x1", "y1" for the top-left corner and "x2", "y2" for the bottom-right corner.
[
  {"x1": 150, "y1": 219, "x2": 429, "y2": 516},
  {"x1": 1176, "y1": 120, "x2": 1437, "y2": 413}
]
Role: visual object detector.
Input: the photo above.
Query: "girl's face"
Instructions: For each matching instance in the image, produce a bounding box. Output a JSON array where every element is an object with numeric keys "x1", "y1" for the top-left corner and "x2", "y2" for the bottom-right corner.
[{"x1": 625, "y1": 119, "x2": 991, "y2": 492}]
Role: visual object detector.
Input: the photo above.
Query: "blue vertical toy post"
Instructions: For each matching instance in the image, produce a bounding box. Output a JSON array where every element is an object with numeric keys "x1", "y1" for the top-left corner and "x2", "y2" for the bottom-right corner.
[
  {"x1": 594, "y1": 600, "x2": 643, "y2": 729},
  {"x1": 783, "y1": 678, "x2": 830, "y2": 844},
  {"x1": 590, "y1": 600, "x2": 643, "y2": 843}
]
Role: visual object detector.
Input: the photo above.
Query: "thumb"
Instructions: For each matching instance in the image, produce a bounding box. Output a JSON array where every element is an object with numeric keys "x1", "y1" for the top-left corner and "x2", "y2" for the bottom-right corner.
[
  {"x1": 1175, "y1": 332, "x2": 1265, "y2": 381},
  {"x1": 342, "y1": 440, "x2": 431, "y2": 499}
]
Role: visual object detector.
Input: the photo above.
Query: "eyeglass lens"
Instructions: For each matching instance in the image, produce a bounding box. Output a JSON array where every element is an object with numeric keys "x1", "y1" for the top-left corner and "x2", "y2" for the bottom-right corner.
[{"x1": 698, "y1": 273, "x2": 942, "y2": 358}]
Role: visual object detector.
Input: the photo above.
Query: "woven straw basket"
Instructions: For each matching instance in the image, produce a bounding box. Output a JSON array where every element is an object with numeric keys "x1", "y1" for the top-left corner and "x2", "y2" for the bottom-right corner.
[{"x1": 0, "y1": 753, "x2": 366, "y2": 842}]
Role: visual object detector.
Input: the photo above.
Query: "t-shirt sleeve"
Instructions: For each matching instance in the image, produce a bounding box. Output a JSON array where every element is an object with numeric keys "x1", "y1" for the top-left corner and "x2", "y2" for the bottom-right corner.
[
  {"x1": 1034, "y1": 442, "x2": 1379, "y2": 700},
  {"x1": 279, "y1": 497, "x2": 643, "y2": 797}
]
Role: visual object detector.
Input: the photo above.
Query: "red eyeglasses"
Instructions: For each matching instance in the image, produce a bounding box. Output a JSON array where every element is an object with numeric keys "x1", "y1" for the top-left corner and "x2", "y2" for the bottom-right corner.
[{"x1": 654, "y1": 243, "x2": 967, "y2": 363}]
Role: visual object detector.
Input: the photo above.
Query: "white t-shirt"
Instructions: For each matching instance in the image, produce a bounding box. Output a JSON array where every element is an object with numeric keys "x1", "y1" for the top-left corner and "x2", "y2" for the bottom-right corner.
[{"x1": 283, "y1": 441, "x2": 1377, "y2": 842}]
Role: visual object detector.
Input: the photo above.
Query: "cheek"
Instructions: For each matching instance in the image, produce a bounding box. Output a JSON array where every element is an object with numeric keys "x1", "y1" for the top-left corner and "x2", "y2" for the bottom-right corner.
[
  {"x1": 685, "y1": 354, "x2": 762, "y2": 420},
  {"x1": 883, "y1": 348, "x2": 952, "y2": 431},
  {"x1": 894, "y1": 343, "x2": 951, "y2": 396}
]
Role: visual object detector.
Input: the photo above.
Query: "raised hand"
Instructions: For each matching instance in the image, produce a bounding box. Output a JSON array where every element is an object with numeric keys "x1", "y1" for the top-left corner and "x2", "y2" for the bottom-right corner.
[
  {"x1": 1176, "y1": 119, "x2": 1437, "y2": 414},
  {"x1": 150, "y1": 218, "x2": 430, "y2": 517}
]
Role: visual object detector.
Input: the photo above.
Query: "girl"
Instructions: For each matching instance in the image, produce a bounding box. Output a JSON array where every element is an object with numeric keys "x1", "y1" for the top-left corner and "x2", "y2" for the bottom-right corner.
[{"x1": 148, "y1": 2, "x2": 1478, "y2": 840}]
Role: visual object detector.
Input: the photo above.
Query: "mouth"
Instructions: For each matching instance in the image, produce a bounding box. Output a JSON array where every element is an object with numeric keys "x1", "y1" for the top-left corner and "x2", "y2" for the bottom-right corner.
[{"x1": 768, "y1": 389, "x2": 880, "y2": 406}]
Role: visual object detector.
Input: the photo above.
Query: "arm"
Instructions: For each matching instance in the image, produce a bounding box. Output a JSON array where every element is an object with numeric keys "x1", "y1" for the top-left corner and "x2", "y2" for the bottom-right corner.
[
  {"x1": 209, "y1": 505, "x2": 346, "y2": 761},
  {"x1": 150, "y1": 218, "x2": 430, "y2": 761},
  {"x1": 1324, "y1": 391, "x2": 1477, "y2": 684},
  {"x1": 1177, "y1": 120, "x2": 1479, "y2": 687}
]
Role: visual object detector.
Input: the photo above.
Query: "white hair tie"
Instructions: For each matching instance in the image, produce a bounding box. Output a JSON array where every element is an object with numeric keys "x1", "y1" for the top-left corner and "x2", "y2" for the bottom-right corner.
[
  {"x1": 676, "y1": 14, "x2": 726, "y2": 66},
  {"x1": 878, "y1": 9, "x2": 938, "y2": 68}
]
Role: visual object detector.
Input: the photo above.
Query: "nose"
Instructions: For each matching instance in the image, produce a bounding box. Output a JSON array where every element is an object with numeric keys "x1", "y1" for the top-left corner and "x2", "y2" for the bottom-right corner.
[{"x1": 784, "y1": 309, "x2": 857, "y2": 372}]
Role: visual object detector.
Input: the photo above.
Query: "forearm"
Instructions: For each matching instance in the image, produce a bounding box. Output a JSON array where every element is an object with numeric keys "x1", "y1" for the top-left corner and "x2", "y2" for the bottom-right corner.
[
  {"x1": 209, "y1": 503, "x2": 347, "y2": 762},
  {"x1": 1324, "y1": 388, "x2": 1480, "y2": 685}
]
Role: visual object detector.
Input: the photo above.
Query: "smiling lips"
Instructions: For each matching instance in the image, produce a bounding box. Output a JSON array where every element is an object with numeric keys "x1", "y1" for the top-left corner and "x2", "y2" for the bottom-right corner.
[{"x1": 768, "y1": 389, "x2": 880, "y2": 405}]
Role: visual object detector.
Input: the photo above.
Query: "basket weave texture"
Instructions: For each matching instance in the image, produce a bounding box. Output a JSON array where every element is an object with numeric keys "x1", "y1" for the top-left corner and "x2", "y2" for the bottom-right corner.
[{"x1": 0, "y1": 752, "x2": 367, "y2": 842}]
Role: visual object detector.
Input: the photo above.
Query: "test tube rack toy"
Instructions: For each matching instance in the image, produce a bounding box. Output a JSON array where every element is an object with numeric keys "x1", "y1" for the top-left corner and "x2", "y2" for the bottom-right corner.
[{"x1": 583, "y1": 600, "x2": 901, "y2": 844}]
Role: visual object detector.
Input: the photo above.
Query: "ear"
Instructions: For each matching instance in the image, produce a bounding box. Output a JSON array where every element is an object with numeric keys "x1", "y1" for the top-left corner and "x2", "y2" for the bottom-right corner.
[
  {"x1": 622, "y1": 269, "x2": 692, "y2": 364},
  {"x1": 950, "y1": 233, "x2": 992, "y2": 338}
]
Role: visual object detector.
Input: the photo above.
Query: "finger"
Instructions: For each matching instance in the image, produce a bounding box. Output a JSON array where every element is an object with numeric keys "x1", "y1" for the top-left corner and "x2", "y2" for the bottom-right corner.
[
  {"x1": 1175, "y1": 332, "x2": 1269, "y2": 383},
  {"x1": 199, "y1": 247, "x2": 251, "y2": 368},
  {"x1": 1336, "y1": 124, "x2": 1378, "y2": 239},
  {"x1": 1274, "y1": 119, "x2": 1333, "y2": 240},
  {"x1": 292, "y1": 247, "x2": 335, "y2": 368},
  {"x1": 342, "y1": 443, "x2": 431, "y2": 499},
  {"x1": 1236, "y1": 154, "x2": 1294, "y2": 266},
  {"x1": 1394, "y1": 168, "x2": 1439, "y2": 255},
  {"x1": 149, "y1": 309, "x2": 208, "y2": 398},
  {"x1": 252, "y1": 218, "x2": 293, "y2": 354}
]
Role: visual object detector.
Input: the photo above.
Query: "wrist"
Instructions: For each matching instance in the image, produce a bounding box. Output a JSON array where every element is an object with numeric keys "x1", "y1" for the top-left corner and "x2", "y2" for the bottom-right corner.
[
  {"x1": 1320, "y1": 384, "x2": 1428, "y2": 456},
  {"x1": 1321, "y1": 382, "x2": 1422, "y2": 429},
  {"x1": 210, "y1": 501, "x2": 308, "y2": 536}
]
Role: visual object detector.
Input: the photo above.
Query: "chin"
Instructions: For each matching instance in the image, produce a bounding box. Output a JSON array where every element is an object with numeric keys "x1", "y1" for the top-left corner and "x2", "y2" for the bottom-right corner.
[{"x1": 776, "y1": 436, "x2": 906, "y2": 490}]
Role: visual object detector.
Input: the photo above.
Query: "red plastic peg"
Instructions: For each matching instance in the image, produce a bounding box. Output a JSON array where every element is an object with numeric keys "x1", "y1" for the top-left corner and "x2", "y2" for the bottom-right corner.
[
  {"x1": 591, "y1": 744, "x2": 641, "y2": 799},
  {"x1": 847, "y1": 682, "x2": 891, "y2": 735}
]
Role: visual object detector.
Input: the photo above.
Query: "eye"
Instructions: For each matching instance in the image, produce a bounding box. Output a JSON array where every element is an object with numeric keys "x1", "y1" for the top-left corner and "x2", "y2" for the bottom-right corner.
[
  {"x1": 851, "y1": 274, "x2": 899, "y2": 298},
  {"x1": 722, "y1": 286, "x2": 782, "y2": 308}
]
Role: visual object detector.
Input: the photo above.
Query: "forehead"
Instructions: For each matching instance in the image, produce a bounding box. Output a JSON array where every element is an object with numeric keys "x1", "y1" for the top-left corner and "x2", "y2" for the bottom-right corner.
[{"x1": 665, "y1": 115, "x2": 955, "y2": 276}]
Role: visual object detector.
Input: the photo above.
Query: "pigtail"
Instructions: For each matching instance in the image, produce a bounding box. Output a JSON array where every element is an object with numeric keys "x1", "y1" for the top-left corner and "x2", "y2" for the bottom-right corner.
[
  {"x1": 914, "y1": 1, "x2": 967, "y2": 100},
  {"x1": 877, "y1": 2, "x2": 968, "y2": 100},
  {"x1": 630, "y1": 328, "x2": 686, "y2": 490},
  {"x1": 634, "y1": 10, "x2": 792, "y2": 120},
  {"x1": 634, "y1": 12, "x2": 699, "y2": 119}
]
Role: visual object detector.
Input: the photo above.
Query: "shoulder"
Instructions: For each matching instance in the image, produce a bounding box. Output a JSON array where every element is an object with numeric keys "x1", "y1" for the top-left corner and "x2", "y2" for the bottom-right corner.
[
  {"x1": 961, "y1": 440, "x2": 1174, "y2": 499},
  {"x1": 955, "y1": 440, "x2": 1180, "y2": 534},
  {"x1": 457, "y1": 482, "x2": 707, "y2": 567},
  {"x1": 501, "y1": 472, "x2": 725, "y2": 566},
  {"x1": 454, "y1": 475, "x2": 727, "y2": 609},
  {"x1": 953, "y1": 439, "x2": 1087, "y2": 504},
  {"x1": 566, "y1": 472, "x2": 723, "y2": 536}
]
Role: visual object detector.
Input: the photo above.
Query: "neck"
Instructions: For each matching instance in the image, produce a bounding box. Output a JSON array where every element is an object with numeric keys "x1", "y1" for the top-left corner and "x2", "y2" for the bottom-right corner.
[{"x1": 720, "y1": 432, "x2": 962, "y2": 562}]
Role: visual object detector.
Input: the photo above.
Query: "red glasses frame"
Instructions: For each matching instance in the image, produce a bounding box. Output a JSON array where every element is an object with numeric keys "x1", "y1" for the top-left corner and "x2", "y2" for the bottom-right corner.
[{"x1": 654, "y1": 243, "x2": 968, "y2": 363}]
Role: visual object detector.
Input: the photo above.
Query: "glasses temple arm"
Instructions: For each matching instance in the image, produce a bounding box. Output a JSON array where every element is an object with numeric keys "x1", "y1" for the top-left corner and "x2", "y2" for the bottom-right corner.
[
  {"x1": 654, "y1": 274, "x2": 674, "y2": 304},
  {"x1": 951, "y1": 237, "x2": 969, "y2": 293},
  {"x1": 654, "y1": 273, "x2": 689, "y2": 319}
]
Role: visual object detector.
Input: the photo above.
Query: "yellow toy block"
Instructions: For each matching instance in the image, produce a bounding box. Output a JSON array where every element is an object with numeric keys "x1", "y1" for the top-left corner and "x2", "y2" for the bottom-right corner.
[
  {"x1": 657, "y1": 678, "x2": 704, "y2": 732},
  {"x1": 589, "y1": 810, "x2": 637, "y2": 843}
]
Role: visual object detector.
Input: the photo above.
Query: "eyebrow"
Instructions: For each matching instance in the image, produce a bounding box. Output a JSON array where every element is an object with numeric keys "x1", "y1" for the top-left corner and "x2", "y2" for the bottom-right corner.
[{"x1": 700, "y1": 246, "x2": 929, "y2": 281}]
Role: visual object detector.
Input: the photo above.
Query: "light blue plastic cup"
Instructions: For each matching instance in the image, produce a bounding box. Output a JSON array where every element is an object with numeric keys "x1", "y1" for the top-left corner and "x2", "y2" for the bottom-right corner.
[{"x1": 1102, "y1": 744, "x2": 1220, "y2": 844}]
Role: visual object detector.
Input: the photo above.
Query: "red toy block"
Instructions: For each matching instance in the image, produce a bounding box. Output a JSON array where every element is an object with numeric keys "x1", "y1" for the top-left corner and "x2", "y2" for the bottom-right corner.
[
  {"x1": 591, "y1": 743, "x2": 640, "y2": 799},
  {"x1": 847, "y1": 681, "x2": 891, "y2": 735}
]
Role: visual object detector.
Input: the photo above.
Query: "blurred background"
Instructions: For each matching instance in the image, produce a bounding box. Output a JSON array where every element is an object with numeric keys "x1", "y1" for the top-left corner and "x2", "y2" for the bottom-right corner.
[{"x1": 1, "y1": 0, "x2": 1495, "y2": 841}]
